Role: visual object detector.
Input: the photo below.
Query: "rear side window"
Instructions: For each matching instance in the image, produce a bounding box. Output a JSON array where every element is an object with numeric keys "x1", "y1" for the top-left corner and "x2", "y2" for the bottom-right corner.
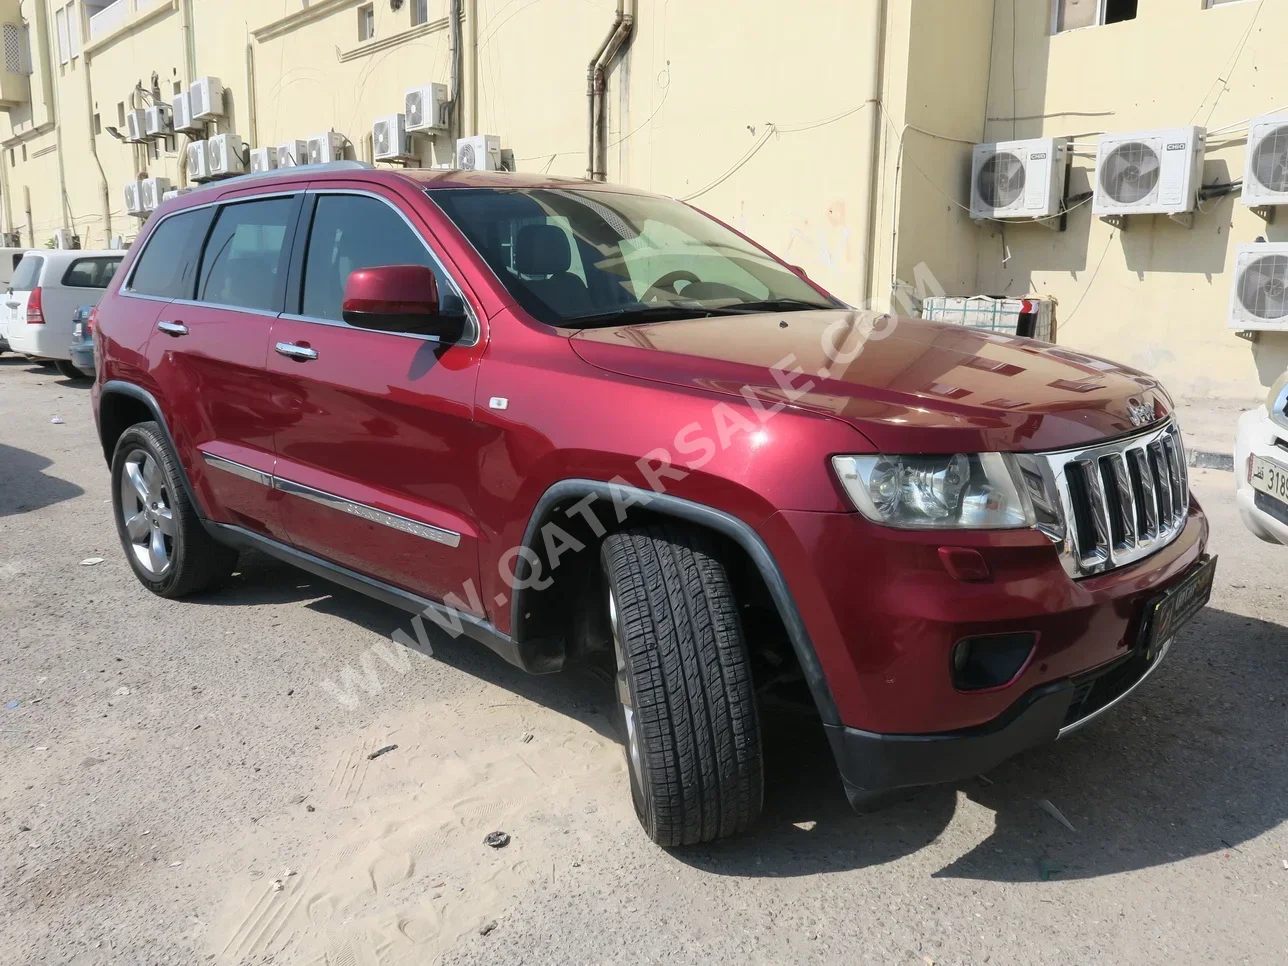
[
  {"x1": 197, "y1": 197, "x2": 296, "y2": 312},
  {"x1": 10, "y1": 255, "x2": 43, "y2": 292},
  {"x1": 130, "y1": 208, "x2": 214, "y2": 299},
  {"x1": 299, "y1": 193, "x2": 466, "y2": 325},
  {"x1": 62, "y1": 257, "x2": 124, "y2": 288}
]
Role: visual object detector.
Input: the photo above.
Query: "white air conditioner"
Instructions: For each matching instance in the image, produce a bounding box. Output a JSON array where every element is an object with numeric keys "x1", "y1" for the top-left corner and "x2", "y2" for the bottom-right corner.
[
  {"x1": 186, "y1": 140, "x2": 211, "y2": 181},
  {"x1": 172, "y1": 90, "x2": 202, "y2": 133},
  {"x1": 190, "y1": 76, "x2": 225, "y2": 120},
  {"x1": 124, "y1": 108, "x2": 148, "y2": 142},
  {"x1": 124, "y1": 180, "x2": 145, "y2": 216},
  {"x1": 141, "y1": 176, "x2": 171, "y2": 211},
  {"x1": 276, "y1": 139, "x2": 308, "y2": 167},
  {"x1": 144, "y1": 103, "x2": 173, "y2": 138},
  {"x1": 1093, "y1": 126, "x2": 1206, "y2": 218},
  {"x1": 161, "y1": 187, "x2": 193, "y2": 202},
  {"x1": 249, "y1": 146, "x2": 277, "y2": 173},
  {"x1": 970, "y1": 137, "x2": 1068, "y2": 221},
  {"x1": 1229, "y1": 243, "x2": 1288, "y2": 331},
  {"x1": 208, "y1": 133, "x2": 246, "y2": 177},
  {"x1": 307, "y1": 131, "x2": 345, "y2": 165},
  {"x1": 373, "y1": 113, "x2": 413, "y2": 161},
  {"x1": 405, "y1": 82, "x2": 449, "y2": 133},
  {"x1": 53, "y1": 229, "x2": 78, "y2": 249},
  {"x1": 1242, "y1": 113, "x2": 1288, "y2": 208},
  {"x1": 455, "y1": 134, "x2": 501, "y2": 172}
]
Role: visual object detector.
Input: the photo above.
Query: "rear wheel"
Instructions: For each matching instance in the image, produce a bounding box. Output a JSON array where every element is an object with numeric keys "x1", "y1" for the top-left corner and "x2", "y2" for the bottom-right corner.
[
  {"x1": 54, "y1": 359, "x2": 88, "y2": 381},
  {"x1": 111, "y1": 421, "x2": 237, "y2": 597},
  {"x1": 600, "y1": 522, "x2": 763, "y2": 846}
]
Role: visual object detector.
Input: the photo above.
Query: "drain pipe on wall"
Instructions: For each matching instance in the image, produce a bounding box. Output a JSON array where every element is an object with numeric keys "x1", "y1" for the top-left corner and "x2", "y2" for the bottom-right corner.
[
  {"x1": 593, "y1": 0, "x2": 635, "y2": 181},
  {"x1": 858, "y1": 0, "x2": 888, "y2": 308},
  {"x1": 586, "y1": 0, "x2": 624, "y2": 181},
  {"x1": 448, "y1": 0, "x2": 463, "y2": 140},
  {"x1": 83, "y1": 54, "x2": 112, "y2": 245}
]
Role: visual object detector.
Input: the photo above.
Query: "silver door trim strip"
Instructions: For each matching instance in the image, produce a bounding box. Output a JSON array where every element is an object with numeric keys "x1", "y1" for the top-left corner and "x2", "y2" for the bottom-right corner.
[
  {"x1": 201, "y1": 451, "x2": 274, "y2": 488},
  {"x1": 197, "y1": 451, "x2": 461, "y2": 549}
]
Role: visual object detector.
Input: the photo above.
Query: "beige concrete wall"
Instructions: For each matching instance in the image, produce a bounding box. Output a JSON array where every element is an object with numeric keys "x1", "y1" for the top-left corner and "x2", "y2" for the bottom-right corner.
[{"x1": 976, "y1": 0, "x2": 1288, "y2": 399}]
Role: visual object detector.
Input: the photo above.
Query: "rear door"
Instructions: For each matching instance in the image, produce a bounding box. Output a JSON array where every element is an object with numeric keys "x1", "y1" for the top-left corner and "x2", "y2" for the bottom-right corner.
[
  {"x1": 141, "y1": 193, "x2": 302, "y2": 540},
  {"x1": 267, "y1": 186, "x2": 486, "y2": 605}
]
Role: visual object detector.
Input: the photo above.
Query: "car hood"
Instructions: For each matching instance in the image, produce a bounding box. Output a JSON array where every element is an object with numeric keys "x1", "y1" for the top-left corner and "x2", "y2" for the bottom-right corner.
[{"x1": 567, "y1": 310, "x2": 1173, "y2": 453}]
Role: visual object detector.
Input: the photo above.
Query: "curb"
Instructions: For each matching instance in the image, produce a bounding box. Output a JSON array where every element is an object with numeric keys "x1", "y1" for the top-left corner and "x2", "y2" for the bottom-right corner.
[{"x1": 1188, "y1": 450, "x2": 1234, "y2": 472}]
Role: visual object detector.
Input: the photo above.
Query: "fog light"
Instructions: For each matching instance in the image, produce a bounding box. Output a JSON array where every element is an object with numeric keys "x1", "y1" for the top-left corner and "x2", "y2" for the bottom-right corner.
[{"x1": 950, "y1": 633, "x2": 1037, "y2": 691}]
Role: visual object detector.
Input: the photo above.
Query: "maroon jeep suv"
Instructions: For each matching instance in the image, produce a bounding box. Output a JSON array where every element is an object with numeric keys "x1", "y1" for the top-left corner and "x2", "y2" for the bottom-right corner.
[{"x1": 91, "y1": 162, "x2": 1214, "y2": 846}]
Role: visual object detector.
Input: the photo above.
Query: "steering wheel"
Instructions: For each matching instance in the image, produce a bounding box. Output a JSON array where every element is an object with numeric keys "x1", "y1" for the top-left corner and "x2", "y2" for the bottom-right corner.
[{"x1": 645, "y1": 270, "x2": 702, "y2": 302}]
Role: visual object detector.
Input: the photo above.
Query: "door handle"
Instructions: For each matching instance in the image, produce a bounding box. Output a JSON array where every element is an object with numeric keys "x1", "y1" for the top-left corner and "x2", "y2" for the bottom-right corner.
[
  {"x1": 157, "y1": 321, "x2": 189, "y2": 337},
  {"x1": 275, "y1": 341, "x2": 319, "y2": 361}
]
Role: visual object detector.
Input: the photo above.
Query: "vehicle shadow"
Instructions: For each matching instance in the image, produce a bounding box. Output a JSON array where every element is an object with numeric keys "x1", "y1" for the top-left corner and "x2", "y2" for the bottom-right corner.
[
  {"x1": 185, "y1": 554, "x2": 1288, "y2": 883},
  {"x1": 0, "y1": 443, "x2": 85, "y2": 516}
]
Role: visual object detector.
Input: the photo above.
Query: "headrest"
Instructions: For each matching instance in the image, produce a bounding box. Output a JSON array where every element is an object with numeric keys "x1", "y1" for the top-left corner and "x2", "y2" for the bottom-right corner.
[{"x1": 515, "y1": 224, "x2": 572, "y2": 275}]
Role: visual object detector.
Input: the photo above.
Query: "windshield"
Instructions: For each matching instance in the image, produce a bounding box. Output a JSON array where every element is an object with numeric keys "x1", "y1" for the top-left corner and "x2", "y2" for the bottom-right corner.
[{"x1": 429, "y1": 187, "x2": 840, "y2": 327}]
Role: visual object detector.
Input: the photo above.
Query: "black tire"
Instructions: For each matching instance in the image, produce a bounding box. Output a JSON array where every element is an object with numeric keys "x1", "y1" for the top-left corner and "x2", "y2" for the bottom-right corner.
[
  {"x1": 601, "y1": 523, "x2": 763, "y2": 846},
  {"x1": 54, "y1": 359, "x2": 88, "y2": 381},
  {"x1": 110, "y1": 420, "x2": 237, "y2": 598}
]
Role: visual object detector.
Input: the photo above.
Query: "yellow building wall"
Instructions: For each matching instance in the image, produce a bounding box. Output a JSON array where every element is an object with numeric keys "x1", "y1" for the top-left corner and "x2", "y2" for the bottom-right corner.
[{"x1": 976, "y1": 0, "x2": 1288, "y2": 400}]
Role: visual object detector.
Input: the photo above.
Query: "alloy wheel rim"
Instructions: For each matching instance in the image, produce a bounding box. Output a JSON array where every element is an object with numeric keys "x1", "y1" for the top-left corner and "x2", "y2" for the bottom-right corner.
[
  {"x1": 608, "y1": 588, "x2": 644, "y2": 789},
  {"x1": 119, "y1": 450, "x2": 174, "y2": 577}
]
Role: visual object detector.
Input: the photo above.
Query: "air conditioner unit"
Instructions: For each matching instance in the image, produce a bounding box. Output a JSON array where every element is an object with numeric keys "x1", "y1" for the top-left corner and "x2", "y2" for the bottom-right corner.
[
  {"x1": 161, "y1": 187, "x2": 193, "y2": 202},
  {"x1": 186, "y1": 140, "x2": 211, "y2": 182},
  {"x1": 276, "y1": 139, "x2": 308, "y2": 167},
  {"x1": 124, "y1": 180, "x2": 145, "y2": 216},
  {"x1": 249, "y1": 146, "x2": 277, "y2": 173},
  {"x1": 1229, "y1": 243, "x2": 1288, "y2": 331},
  {"x1": 373, "y1": 113, "x2": 413, "y2": 161},
  {"x1": 970, "y1": 137, "x2": 1068, "y2": 221},
  {"x1": 140, "y1": 176, "x2": 171, "y2": 211},
  {"x1": 172, "y1": 90, "x2": 202, "y2": 133},
  {"x1": 455, "y1": 134, "x2": 501, "y2": 172},
  {"x1": 1242, "y1": 113, "x2": 1288, "y2": 208},
  {"x1": 307, "y1": 131, "x2": 345, "y2": 165},
  {"x1": 2, "y1": 231, "x2": 21, "y2": 247},
  {"x1": 190, "y1": 76, "x2": 225, "y2": 120},
  {"x1": 144, "y1": 103, "x2": 173, "y2": 138},
  {"x1": 405, "y1": 82, "x2": 449, "y2": 133},
  {"x1": 124, "y1": 108, "x2": 148, "y2": 142},
  {"x1": 208, "y1": 133, "x2": 246, "y2": 177},
  {"x1": 53, "y1": 229, "x2": 79, "y2": 249},
  {"x1": 1093, "y1": 126, "x2": 1206, "y2": 218}
]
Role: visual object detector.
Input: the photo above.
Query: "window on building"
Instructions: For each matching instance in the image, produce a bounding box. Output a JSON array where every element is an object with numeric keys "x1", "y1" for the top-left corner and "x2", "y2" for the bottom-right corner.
[
  {"x1": 300, "y1": 194, "x2": 466, "y2": 325},
  {"x1": 1206, "y1": 0, "x2": 1249, "y2": 5},
  {"x1": 117, "y1": 102, "x2": 126, "y2": 128},
  {"x1": 412, "y1": 0, "x2": 430, "y2": 26},
  {"x1": 358, "y1": 3, "x2": 375, "y2": 41},
  {"x1": 197, "y1": 197, "x2": 297, "y2": 312},
  {"x1": 54, "y1": 1, "x2": 78, "y2": 64},
  {"x1": 173, "y1": 81, "x2": 182, "y2": 97},
  {"x1": 1055, "y1": 0, "x2": 1137, "y2": 32},
  {"x1": 93, "y1": 113, "x2": 101, "y2": 135}
]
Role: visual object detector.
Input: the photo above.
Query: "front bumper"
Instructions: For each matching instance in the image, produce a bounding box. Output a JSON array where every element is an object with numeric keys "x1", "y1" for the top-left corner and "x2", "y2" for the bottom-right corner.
[{"x1": 1234, "y1": 406, "x2": 1288, "y2": 547}]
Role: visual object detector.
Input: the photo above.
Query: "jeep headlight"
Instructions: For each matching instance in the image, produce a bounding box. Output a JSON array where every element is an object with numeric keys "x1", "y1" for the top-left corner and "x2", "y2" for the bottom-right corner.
[{"x1": 832, "y1": 453, "x2": 1037, "y2": 530}]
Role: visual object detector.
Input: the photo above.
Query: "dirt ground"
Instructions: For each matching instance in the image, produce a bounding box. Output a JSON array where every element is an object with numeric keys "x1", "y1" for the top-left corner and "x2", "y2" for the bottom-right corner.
[{"x1": 2, "y1": 357, "x2": 1286, "y2": 966}]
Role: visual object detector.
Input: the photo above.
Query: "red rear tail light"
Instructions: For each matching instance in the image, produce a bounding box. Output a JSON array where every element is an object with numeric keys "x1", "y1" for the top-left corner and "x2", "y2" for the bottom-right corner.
[
  {"x1": 26, "y1": 286, "x2": 44, "y2": 324},
  {"x1": 87, "y1": 305, "x2": 99, "y2": 335}
]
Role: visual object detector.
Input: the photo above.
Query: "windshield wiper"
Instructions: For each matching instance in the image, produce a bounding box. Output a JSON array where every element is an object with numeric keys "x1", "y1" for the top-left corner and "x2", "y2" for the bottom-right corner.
[
  {"x1": 719, "y1": 298, "x2": 837, "y2": 314},
  {"x1": 562, "y1": 304, "x2": 744, "y2": 328}
]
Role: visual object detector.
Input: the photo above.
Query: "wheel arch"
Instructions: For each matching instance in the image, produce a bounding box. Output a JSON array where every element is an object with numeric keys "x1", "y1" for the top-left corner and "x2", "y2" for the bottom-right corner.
[
  {"x1": 511, "y1": 479, "x2": 841, "y2": 725},
  {"x1": 98, "y1": 380, "x2": 205, "y2": 519}
]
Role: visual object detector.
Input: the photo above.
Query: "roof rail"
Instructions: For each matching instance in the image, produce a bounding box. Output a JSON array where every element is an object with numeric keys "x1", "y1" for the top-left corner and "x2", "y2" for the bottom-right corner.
[{"x1": 188, "y1": 159, "x2": 375, "y2": 193}]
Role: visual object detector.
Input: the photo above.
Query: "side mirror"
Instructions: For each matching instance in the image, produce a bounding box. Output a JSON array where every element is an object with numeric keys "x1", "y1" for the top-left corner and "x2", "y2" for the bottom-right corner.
[{"x1": 341, "y1": 264, "x2": 466, "y2": 343}]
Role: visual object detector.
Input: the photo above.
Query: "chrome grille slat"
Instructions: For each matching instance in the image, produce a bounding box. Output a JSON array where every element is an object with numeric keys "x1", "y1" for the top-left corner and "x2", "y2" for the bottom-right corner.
[{"x1": 1039, "y1": 420, "x2": 1188, "y2": 579}]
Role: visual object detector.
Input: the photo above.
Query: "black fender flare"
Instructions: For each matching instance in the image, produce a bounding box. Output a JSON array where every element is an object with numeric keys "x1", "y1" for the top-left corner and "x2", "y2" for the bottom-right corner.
[
  {"x1": 98, "y1": 379, "x2": 206, "y2": 519},
  {"x1": 512, "y1": 479, "x2": 841, "y2": 726}
]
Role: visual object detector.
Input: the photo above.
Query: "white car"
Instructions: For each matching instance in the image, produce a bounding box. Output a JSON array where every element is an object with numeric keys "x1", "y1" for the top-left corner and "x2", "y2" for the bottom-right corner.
[
  {"x1": 0, "y1": 247, "x2": 29, "y2": 353},
  {"x1": 4, "y1": 249, "x2": 123, "y2": 379},
  {"x1": 1235, "y1": 373, "x2": 1288, "y2": 545}
]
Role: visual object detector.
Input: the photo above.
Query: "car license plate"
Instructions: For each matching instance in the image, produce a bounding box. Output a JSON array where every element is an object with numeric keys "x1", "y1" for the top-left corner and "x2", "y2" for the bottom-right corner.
[
  {"x1": 1251, "y1": 455, "x2": 1288, "y2": 508},
  {"x1": 1140, "y1": 555, "x2": 1217, "y2": 663}
]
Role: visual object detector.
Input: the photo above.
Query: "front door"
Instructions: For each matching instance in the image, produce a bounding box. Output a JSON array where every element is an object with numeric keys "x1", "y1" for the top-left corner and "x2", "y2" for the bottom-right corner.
[
  {"x1": 266, "y1": 187, "x2": 486, "y2": 607},
  {"x1": 141, "y1": 194, "x2": 301, "y2": 541}
]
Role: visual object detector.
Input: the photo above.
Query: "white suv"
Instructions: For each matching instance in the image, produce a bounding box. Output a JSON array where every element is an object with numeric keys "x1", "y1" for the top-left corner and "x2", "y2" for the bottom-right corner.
[
  {"x1": 5, "y1": 250, "x2": 123, "y2": 379},
  {"x1": 1235, "y1": 373, "x2": 1288, "y2": 546}
]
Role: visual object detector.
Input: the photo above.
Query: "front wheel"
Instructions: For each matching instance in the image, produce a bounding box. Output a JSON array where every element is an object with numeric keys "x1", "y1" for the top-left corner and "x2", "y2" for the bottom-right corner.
[
  {"x1": 600, "y1": 523, "x2": 763, "y2": 846},
  {"x1": 111, "y1": 421, "x2": 237, "y2": 597}
]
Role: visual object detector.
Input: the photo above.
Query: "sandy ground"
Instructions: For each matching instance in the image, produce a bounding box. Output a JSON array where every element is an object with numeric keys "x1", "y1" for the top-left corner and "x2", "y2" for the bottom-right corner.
[{"x1": 2, "y1": 356, "x2": 1287, "y2": 966}]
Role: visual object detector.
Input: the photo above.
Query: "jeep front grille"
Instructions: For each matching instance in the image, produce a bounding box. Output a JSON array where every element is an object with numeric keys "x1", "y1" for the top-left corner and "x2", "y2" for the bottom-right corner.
[{"x1": 1022, "y1": 421, "x2": 1189, "y2": 578}]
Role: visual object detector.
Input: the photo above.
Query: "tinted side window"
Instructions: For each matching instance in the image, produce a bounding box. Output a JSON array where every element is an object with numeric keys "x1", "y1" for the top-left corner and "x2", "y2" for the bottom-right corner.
[
  {"x1": 63, "y1": 257, "x2": 124, "y2": 288},
  {"x1": 10, "y1": 255, "x2": 43, "y2": 292},
  {"x1": 300, "y1": 194, "x2": 466, "y2": 325},
  {"x1": 197, "y1": 197, "x2": 296, "y2": 312},
  {"x1": 130, "y1": 209, "x2": 214, "y2": 299}
]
